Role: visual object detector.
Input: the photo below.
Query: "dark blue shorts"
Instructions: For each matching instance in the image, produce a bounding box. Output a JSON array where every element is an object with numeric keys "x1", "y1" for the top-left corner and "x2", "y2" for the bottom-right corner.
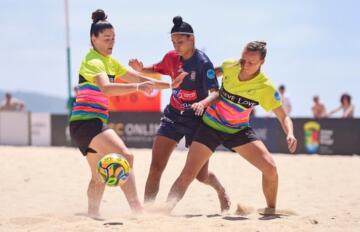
[{"x1": 157, "y1": 106, "x2": 201, "y2": 147}]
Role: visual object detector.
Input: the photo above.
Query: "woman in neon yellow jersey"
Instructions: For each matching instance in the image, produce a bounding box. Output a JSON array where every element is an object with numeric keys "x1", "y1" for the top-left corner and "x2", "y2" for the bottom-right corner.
[
  {"x1": 165, "y1": 41, "x2": 297, "y2": 212},
  {"x1": 69, "y1": 9, "x2": 186, "y2": 218}
]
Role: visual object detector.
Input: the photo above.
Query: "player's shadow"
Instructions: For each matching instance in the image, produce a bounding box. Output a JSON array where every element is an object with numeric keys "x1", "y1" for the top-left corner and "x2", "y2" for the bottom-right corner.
[
  {"x1": 258, "y1": 215, "x2": 282, "y2": 220},
  {"x1": 183, "y1": 214, "x2": 203, "y2": 218},
  {"x1": 222, "y1": 216, "x2": 249, "y2": 221},
  {"x1": 206, "y1": 214, "x2": 221, "y2": 218},
  {"x1": 103, "y1": 222, "x2": 124, "y2": 226}
]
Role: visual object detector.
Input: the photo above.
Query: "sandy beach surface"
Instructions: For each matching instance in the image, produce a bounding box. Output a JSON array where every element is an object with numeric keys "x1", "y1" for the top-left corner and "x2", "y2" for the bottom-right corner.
[{"x1": 0, "y1": 146, "x2": 359, "y2": 232}]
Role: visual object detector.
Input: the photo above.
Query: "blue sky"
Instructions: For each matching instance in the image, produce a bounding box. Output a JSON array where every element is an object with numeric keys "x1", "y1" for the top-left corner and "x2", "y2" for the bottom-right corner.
[{"x1": 1, "y1": 0, "x2": 359, "y2": 117}]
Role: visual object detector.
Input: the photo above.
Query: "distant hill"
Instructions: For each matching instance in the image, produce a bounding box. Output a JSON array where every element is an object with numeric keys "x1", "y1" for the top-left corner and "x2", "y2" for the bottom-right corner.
[{"x1": 0, "y1": 90, "x2": 68, "y2": 114}]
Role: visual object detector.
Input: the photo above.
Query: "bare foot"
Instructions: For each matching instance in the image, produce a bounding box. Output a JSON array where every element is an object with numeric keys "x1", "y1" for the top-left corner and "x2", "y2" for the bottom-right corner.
[
  {"x1": 218, "y1": 190, "x2": 231, "y2": 213},
  {"x1": 257, "y1": 207, "x2": 296, "y2": 216},
  {"x1": 86, "y1": 212, "x2": 105, "y2": 221},
  {"x1": 235, "y1": 203, "x2": 254, "y2": 216},
  {"x1": 130, "y1": 205, "x2": 144, "y2": 214}
]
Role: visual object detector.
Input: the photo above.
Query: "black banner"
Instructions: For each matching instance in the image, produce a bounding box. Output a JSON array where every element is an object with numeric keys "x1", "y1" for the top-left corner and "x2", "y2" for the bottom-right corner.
[
  {"x1": 108, "y1": 112, "x2": 162, "y2": 148},
  {"x1": 51, "y1": 114, "x2": 72, "y2": 146},
  {"x1": 250, "y1": 118, "x2": 360, "y2": 155},
  {"x1": 50, "y1": 113, "x2": 360, "y2": 155}
]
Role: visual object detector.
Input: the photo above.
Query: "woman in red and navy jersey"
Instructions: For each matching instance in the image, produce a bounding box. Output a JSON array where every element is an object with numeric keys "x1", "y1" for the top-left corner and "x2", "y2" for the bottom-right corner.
[{"x1": 129, "y1": 16, "x2": 230, "y2": 212}]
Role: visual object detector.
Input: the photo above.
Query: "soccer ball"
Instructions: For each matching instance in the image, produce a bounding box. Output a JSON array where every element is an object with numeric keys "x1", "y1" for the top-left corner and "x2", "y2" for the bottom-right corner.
[{"x1": 96, "y1": 153, "x2": 131, "y2": 187}]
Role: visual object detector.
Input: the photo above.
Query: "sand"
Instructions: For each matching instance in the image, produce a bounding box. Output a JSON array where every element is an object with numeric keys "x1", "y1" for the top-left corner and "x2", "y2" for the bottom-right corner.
[{"x1": 0, "y1": 146, "x2": 359, "y2": 232}]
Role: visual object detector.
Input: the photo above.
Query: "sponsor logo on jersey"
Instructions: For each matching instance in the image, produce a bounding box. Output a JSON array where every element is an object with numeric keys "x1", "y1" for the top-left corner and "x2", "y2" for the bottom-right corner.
[
  {"x1": 190, "y1": 71, "x2": 196, "y2": 81},
  {"x1": 177, "y1": 89, "x2": 198, "y2": 101},
  {"x1": 207, "y1": 69, "x2": 216, "y2": 79}
]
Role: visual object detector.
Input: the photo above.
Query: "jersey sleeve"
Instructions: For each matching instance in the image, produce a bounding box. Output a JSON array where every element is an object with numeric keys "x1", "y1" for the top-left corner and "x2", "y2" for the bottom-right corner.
[
  {"x1": 114, "y1": 59, "x2": 128, "y2": 81},
  {"x1": 115, "y1": 60, "x2": 128, "y2": 77},
  {"x1": 79, "y1": 59, "x2": 107, "y2": 83},
  {"x1": 260, "y1": 83, "x2": 282, "y2": 112},
  {"x1": 153, "y1": 53, "x2": 171, "y2": 75},
  {"x1": 221, "y1": 59, "x2": 238, "y2": 74},
  {"x1": 202, "y1": 61, "x2": 219, "y2": 90}
]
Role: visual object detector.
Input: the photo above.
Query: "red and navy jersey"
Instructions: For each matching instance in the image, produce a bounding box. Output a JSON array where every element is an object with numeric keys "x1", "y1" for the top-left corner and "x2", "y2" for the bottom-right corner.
[{"x1": 153, "y1": 49, "x2": 219, "y2": 114}]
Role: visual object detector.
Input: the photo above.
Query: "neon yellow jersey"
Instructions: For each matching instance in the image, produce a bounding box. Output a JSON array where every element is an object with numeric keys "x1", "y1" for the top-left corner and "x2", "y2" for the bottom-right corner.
[
  {"x1": 79, "y1": 48, "x2": 127, "y2": 83},
  {"x1": 70, "y1": 48, "x2": 128, "y2": 123},
  {"x1": 202, "y1": 59, "x2": 282, "y2": 134}
]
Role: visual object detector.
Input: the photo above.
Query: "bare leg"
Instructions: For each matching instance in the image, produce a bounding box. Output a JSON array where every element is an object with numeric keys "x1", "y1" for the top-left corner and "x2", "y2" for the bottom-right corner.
[
  {"x1": 232, "y1": 140, "x2": 278, "y2": 208},
  {"x1": 196, "y1": 161, "x2": 231, "y2": 212},
  {"x1": 89, "y1": 129, "x2": 142, "y2": 212},
  {"x1": 166, "y1": 142, "x2": 213, "y2": 211},
  {"x1": 144, "y1": 136, "x2": 177, "y2": 203},
  {"x1": 86, "y1": 153, "x2": 106, "y2": 218}
]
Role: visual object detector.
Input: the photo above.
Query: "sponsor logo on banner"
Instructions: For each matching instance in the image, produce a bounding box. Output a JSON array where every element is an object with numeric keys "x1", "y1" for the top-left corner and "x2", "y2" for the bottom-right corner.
[
  {"x1": 304, "y1": 121, "x2": 320, "y2": 153},
  {"x1": 109, "y1": 122, "x2": 160, "y2": 144},
  {"x1": 304, "y1": 121, "x2": 334, "y2": 154}
]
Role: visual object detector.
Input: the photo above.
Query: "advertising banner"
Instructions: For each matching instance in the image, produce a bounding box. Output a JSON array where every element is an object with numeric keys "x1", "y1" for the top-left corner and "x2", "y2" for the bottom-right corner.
[
  {"x1": 30, "y1": 112, "x2": 51, "y2": 146},
  {"x1": 0, "y1": 111, "x2": 29, "y2": 145},
  {"x1": 295, "y1": 118, "x2": 360, "y2": 155},
  {"x1": 108, "y1": 112, "x2": 161, "y2": 148},
  {"x1": 51, "y1": 114, "x2": 72, "y2": 146},
  {"x1": 108, "y1": 73, "x2": 162, "y2": 112},
  {"x1": 48, "y1": 113, "x2": 360, "y2": 155}
]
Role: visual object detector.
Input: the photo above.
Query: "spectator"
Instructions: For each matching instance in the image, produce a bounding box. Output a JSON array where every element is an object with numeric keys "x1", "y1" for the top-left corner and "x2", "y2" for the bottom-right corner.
[
  {"x1": 0, "y1": 92, "x2": 25, "y2": 111},
  {"x1": 278, "y1": 85, "x2": 292, "y2": 115},
  {"x1": 328, "y1": 93, "x2": 354, "y2": 118},
  {"x1": 311, "y1": 95, "x2": 327, "y2": 118}
]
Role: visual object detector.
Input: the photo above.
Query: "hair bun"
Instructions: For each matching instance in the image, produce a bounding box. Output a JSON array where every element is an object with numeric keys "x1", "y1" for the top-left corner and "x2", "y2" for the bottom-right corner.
[
  {"x1": 257, "y1": 41, "x2": 267, "y2": 46},
  {"x1": 173, "y1": 16, "x2": 183, "y2": 26},
  {"x1": 92, "y1": 9, "x2": 107, "y2": 23}
]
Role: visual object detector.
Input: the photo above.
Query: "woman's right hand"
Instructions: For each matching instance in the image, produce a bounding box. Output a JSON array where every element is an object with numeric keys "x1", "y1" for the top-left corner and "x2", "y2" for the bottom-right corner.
[
  {"x1": 138, "y1": 81, "x2": 155, "y2": 94},
  {"x1": 128, "y1": 59, "x2": 144, "y2": 72}
]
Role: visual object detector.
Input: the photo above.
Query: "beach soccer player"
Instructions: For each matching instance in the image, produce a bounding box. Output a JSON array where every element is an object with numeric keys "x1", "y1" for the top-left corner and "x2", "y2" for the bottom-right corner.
[
  {"x1": 69, "y1": 9, "x2": 186, "y2": 218},
  {"x1": 129, "y1": 16, "x2": 230, "y2": 211},
  {"x1": 165, "y1": 41, "x2": 297, "y2": 212}
]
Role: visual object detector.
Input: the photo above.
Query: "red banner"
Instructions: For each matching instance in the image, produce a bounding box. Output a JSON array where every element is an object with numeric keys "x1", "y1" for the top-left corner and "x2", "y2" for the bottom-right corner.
[{"x1": 108, "y1": 73, "x2": 162, "y2": 112}]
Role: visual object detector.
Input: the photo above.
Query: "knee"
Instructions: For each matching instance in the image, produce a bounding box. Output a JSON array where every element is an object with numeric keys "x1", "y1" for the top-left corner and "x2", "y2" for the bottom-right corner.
[
  {"x1": 179, "y1": 172, "x2": 196, "y2": 186},
  {"x1": 90, "y1": 176, "x2": 105, "y2": 186},
  {"x1": 122, "y1": 152, "x2": 134, "y2": 167},
  {"x1": 263, "y1": 163, "x2": 278, "y2": 180},
  {"x1": 196, "y1": 172, "x2": 211, "y2": 183}
]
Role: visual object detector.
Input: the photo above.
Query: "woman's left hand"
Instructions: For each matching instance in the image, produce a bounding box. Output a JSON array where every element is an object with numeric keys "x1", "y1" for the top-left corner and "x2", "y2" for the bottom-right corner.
[
  {"x1": 191, "y1": 102, "x2": 206, "y2": 116},
  {"x1": 286, "y1": 134, "x2": 297, "y2": 153}
]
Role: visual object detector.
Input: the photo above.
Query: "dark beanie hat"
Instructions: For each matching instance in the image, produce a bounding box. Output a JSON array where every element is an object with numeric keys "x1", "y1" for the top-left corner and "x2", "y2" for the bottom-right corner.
[{"x1": 171, "y1": 16, "x2": 194, "y2": 35}]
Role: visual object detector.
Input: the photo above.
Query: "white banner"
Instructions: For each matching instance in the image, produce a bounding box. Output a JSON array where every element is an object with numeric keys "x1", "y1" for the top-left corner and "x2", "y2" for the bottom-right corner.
[
  {"x1": 30, "y1": 113, "x2": 51, "y2": 146},
  {"x1": 0, "y1": 111, "x2": 29, "y2": 145}
]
